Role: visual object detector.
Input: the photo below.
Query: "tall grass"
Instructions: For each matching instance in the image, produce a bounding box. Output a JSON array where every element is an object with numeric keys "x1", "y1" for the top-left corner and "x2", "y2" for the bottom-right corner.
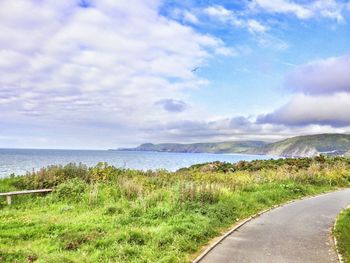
[
  {"x1": 334, "y1": 208, "x2": 350, "y2": 262},
  {"x1": 0, "y1": 157, "x2": 349, "y2": 262}
]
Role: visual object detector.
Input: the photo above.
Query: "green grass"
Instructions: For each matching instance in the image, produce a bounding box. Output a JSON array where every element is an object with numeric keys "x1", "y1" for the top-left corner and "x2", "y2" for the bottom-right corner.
[
  {"x1": 0, "y1": 157, "x2": 350, "y2": 262},
  {"x1": 334, "y1": 208, "x2": 350, "y2": 262}
]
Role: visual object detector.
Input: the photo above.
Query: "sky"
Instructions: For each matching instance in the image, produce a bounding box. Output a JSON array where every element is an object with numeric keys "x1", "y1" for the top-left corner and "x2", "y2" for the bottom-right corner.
[{"x1": 0, "y1": 0, "x2": 350, "y2": 149}]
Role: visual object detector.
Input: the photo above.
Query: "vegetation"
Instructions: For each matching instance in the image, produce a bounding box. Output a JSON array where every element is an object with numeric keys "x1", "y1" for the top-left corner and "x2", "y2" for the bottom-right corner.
[
  {"x1": 1, "y1": 157, "x2": 350, "y2": 262},
  {"x1": 334, "y1": 207, "x2": 350, "y2": 262}
]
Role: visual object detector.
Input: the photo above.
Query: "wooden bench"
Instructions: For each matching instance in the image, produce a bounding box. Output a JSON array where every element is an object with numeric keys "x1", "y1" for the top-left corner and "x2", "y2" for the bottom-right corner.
[{"x1": 0, "y1": 189, "x2": 53, "y2": 205}]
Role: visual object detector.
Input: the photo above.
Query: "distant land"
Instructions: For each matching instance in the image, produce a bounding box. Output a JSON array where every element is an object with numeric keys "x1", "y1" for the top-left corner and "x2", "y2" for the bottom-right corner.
[
  {"x1": 246, "y1": 134, "x2": 350, "y2": 157},
  {"x1": 117, "y1": 141, "x2": 267, "y2": 154},
  {"x1": 116, "y1": 134, "x2": 350, "y2": 158}
]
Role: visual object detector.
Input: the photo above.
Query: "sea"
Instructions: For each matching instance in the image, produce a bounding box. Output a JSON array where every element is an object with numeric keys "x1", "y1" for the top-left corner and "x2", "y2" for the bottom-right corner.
[{"x1": 0, "y1": 149, "x2": 273, "y2": 178}]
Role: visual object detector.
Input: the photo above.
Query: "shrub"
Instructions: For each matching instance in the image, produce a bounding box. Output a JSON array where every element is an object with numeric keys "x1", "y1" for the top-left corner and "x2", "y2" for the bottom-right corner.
[
  {"x1": 53, "y1": 178, "x2": 87, "y2": 202},
  {"x1": 24, "y1": 163, "x2": 89, "y2": 189},
  {"x1": 89, "y1": 162, "x2": 121, "y2": 182}
]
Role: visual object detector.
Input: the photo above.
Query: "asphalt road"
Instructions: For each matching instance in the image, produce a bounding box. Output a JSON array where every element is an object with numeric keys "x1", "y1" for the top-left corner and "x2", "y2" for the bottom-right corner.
[{"x1": 199, "y1": 189, "x2": 350, "y2": 263}]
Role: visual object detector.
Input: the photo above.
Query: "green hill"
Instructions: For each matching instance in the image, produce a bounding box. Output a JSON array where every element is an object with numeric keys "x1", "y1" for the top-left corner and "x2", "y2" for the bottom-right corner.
[
  {"x1": 118, "y1": 141, "x2": 267, "y2": 154},
  {"x1": 118, "y1": 134, "x2": 350, "y2": 157},
  {"x1": 246, "y1": 134, "x2": 350, "y2": 157}
]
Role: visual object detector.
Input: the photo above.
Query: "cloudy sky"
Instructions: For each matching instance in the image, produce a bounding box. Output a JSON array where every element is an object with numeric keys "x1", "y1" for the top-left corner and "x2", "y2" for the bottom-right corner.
[{"x1": 1, "y1": 0, "x2": 350, "y2": 149}]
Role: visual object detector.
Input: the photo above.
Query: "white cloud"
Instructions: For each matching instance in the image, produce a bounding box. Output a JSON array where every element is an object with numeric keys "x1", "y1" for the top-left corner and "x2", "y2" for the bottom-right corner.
[
  {"x1": 203, "y1": 5, "x2": 268, "y2": 33},
  {"x1": 214, "y1": 46, "x2": 238, "y2": 56},
  {"x1": 203, "y1": 5, "x2": 248, "y2": 29},
  {"x1": 171, "y1": 9, "x2": 200, "y2": 24},
  {"x1": 256, "y1": 34, "x2": 289, "y2": 50},
  {"x1": 286, "y1": 55, "x2": 350, "y2": 95},
  {"x1": 0, "y1": 0, "x2": 234, "y2": 147},
  {"x1": 247, "y1": 19, "x2": 268, "y2": 33},
  {"x1": 1, "y1": 0, "x2": 349, "y2": 148},
  {"x1": 203, "y1": 5, "x2": 235, "y2": 23},
  {"x1": 202, "y1": 5, "x2": 292, "y2": 52},
  {"x1": 182, "y1": 10, "x2": 200, "y2": 24},
  {"x1": 250, "y1": 0, "x2": 313, "y2": 19},
  {"x1": 258, "y1": 93, "x2": 350, "y2": 126},
  {"x1": 259, "y1": 53, "x2": 350, "y2": 128},
  {"x1": 250, "y1": 0, "x2": 346, "y2": 21},
  {"x1": 311, "y1": 0, "x2": 344, "y2": 22}
]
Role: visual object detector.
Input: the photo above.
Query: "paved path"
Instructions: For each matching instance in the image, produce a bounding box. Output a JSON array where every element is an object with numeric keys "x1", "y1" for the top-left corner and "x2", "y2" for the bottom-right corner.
[{"x1": 199, "y1": 189, "x2": 350, "y2": 263}]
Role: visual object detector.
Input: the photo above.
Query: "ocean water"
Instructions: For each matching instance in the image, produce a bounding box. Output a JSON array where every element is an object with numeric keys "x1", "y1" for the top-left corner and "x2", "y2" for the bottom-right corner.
[{"x1": 0, "y1": 149, "x2": 272, "y2": 178}]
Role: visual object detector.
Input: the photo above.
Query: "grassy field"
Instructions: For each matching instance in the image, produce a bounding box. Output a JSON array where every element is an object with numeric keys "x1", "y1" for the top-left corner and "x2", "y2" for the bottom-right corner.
[
  {"x1": 1, "y1": 157, "x2": 350, "y2": 262},
  {"x1": 335, "y1": 207, "x2": 350, "y2": 262}
]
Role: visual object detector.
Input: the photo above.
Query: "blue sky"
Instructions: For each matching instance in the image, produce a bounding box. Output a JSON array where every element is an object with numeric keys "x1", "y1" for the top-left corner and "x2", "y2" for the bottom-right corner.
[{"x1": 0, "y1": 0, "x2": 350, "y2": 149}]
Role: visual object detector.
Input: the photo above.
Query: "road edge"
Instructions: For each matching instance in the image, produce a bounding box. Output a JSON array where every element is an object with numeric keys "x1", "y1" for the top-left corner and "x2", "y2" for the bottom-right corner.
[{"x1": 192, "y1": 188, "x2": 348, "y2": 263}]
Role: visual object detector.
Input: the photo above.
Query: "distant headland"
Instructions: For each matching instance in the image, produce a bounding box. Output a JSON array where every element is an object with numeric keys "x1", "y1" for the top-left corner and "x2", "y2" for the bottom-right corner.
[{"x1": 115, "y1": 133, "x2": 350, "y2": 158}]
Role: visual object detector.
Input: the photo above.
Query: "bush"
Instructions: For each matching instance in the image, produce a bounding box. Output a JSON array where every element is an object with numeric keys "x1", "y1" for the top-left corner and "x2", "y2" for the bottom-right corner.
[
  {"x1": 24, "y1": 163, "x2": 89, "y2": 189},
  {"x1": 89, "y1": 162, "x2": 128, "y2": 182},
  {"x1": 53, "y1": 178, "x2": 87, "y2": 202}
]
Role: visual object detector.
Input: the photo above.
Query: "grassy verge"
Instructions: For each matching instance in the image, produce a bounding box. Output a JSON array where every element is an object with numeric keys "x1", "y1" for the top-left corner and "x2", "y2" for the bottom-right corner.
[
  {"x1": 334, "y1": 208, "x2": 350, "y2": 262},
  {"x1": 0, "y1": 157, "x2": 349, "y2": 262}
]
